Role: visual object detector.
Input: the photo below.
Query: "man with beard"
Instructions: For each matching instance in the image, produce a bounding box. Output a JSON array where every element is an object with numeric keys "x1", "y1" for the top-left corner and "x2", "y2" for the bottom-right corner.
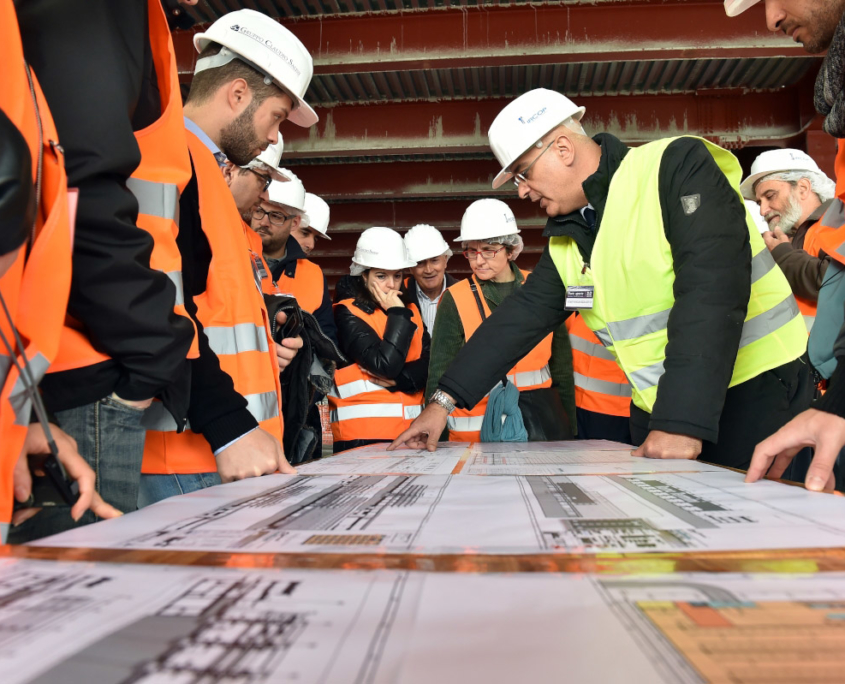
[
  {"x1": 741, "y1": 149, "x2": 835, "y2": 333},
  {"x1": 726, "y1": 0, "x2": 845, "y2": 491},
  {"x1": 138, "y1": 10, "x2": 316, "y2": 504}
]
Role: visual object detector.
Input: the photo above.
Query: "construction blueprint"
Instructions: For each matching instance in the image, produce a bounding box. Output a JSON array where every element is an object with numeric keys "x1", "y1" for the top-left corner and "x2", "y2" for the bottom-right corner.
[
  {"x1": 38, "y1": 470, "x2": 845, "y2": 555},
  {"x1": 296, "y1": 442, "x2": 469, "y2": 475},
  {"x1": 459, "y1": 441, "x2": 725, "y2": 476},
  {"x1": 2, "y1": 559, "x2": 844, "y2": 684}
]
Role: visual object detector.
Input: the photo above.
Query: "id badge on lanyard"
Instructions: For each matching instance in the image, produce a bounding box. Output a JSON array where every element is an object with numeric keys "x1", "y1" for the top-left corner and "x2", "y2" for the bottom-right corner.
[{"x1": 565, "y1": 285, "x2": 594, "y2": 310}]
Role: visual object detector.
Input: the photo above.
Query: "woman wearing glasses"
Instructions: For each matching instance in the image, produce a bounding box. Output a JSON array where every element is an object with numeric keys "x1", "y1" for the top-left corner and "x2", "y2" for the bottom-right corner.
[
  {"x1": 426, "y1": 199, "x2": 575, "y2": 442},
  {"x1": 329, "y1": 227, "x2": 431, "y2": 453}
]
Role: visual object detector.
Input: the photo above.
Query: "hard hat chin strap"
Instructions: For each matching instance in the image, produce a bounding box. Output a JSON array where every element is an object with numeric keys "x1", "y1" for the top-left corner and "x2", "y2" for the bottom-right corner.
[{"x1": 195, "y1": 46, "x2": 274, "y2": 87}]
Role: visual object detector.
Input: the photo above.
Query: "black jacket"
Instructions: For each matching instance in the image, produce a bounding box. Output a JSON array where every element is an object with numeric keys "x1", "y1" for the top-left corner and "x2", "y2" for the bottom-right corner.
[
  {"x1": 335, "y1": 278, "x2": 430, "y2": 394},
  {"x1": 0, "y1": 111, "x2": 33, "y2": 259},
  {"x1": 265, "y1": 238, "x2": 339, "y2": 347},
  {"x1": 438, "y1": 133, "x2": 755, "y2": 444},
  {"x1": 19, "y1": 0, "x2": 195, "y2": 414}
]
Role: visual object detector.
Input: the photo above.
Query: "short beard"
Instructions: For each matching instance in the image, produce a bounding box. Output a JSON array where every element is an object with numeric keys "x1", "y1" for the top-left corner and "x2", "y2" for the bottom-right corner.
[
  {"x1": 219, "y1": 98, "x2": 265, "y2": 166},
  {"x1": 802, "y1": 0, "x2": 845, "y2": 54},
  {"x1": 766, "y1": 190, "x2": 804, "y2": 234}
]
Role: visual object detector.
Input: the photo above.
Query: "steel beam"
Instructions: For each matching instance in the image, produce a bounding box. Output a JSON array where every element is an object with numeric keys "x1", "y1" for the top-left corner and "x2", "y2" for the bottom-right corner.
[
  {"x1": 174, "y1": 2, "x2": 805, "y2": 76},
  {"x1": 276, "y1": 88, "x2": 812, "y2": 158}
]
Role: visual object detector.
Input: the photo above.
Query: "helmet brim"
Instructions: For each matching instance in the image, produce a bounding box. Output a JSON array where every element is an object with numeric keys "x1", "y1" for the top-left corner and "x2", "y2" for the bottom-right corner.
[{"x1": 288, "y1": 100, "x2": 319, "y2": 128}]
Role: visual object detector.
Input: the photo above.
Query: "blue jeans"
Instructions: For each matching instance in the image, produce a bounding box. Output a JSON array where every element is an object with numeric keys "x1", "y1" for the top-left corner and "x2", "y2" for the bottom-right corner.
[
  {"x1": 138, "y1": 471, "x2": 222, "y2": 507},
  {"x1": 8, "y1": 395, "x2": 148, "y2": 543}
]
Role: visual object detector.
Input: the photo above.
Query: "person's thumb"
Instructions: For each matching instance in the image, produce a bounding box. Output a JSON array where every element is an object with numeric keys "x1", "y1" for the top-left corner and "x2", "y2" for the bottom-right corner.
[
  {"x1": 13, "y1": 452, "x2": 32, "y2": 503},
  {"x1": 275, "y1": 310, "x2": 288, "y2": 325}
]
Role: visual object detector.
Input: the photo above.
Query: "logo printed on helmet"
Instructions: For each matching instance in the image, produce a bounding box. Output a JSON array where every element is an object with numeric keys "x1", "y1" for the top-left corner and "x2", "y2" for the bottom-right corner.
[
  {"x1": 504, "y1": 214, "x2": 516, "y2": 223},
  {"x1": 228, "y1": 23, "x2": 302, "y2": 77},
  {"x1": 518, "y1": 108, "x2": 547, "y2": 125}
]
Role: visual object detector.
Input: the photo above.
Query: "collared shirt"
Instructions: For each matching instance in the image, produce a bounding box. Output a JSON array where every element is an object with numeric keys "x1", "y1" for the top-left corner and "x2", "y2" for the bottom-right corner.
[
  {"x1": 184, "y1": 117, "x2": 227, "y2": 167},
  {"x1": 416, "y1": 277, "x2": 448, "y2": 333}
]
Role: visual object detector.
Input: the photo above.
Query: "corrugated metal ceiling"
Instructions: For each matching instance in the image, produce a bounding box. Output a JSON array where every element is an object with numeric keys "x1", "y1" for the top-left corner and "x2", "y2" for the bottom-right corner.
[{"x1": 305, "y1": 57, "x2": 813, "y2": 106}]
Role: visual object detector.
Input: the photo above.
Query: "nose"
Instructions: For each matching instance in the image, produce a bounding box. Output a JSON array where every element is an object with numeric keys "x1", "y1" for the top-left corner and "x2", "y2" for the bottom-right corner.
[
  {"x1": 759, "y1": 198, "x2": 771, "y2": 216},
  {"x1": 765, "y1": 0, "x2": 786, "y2": 33},
  {"x1": 517, "y1": 182, "x2": 531, "y2": 200}
]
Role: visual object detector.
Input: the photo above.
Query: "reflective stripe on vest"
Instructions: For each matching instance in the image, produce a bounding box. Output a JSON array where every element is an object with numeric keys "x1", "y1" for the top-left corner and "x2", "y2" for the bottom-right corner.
[
  {"x1": 568, "y1": 333, "x2": 616, "y2": 361},
  {"x1": 803, "y1": 314, "x2": 815, "y2": 333},
  {"x1": 447, "y1": 414, "x2": 484, "y2": 434},
  {"x1": 331, "y1": 404, "x2": 422, "y2": 423},
  {"x1": 330, "y1": 377, "x2": 386, "y2": 400},
  {"x1": 548, "y1": 135, "x2": 806, "y2": 414},
  {"x1": 204, "y1": 323, "x2": 270, "y2": 356},
  {"x1": 126, "y1": 177, "x2": 179, "y2": 221},
  {"x1": 572, "y1": 371, "x2": 632, "y2": 398},
  {"x1": 143, "y1": 389, "x2": 279, "y2": 432}
]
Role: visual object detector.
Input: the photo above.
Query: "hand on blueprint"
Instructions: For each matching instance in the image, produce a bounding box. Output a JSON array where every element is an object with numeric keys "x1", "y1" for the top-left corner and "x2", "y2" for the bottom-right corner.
[
  {"x1": 747, "y1": 408, "x2": 845, "y2": 492},
  {"x1": 388, "y1": 403, "x2": 449, "y2": 452},
  {"x1": 274, "y1": 311, "x2": 303, "y2": 371},
  {"x1": 12, "y1": 423, "x2": 121, "y2": 525},
  {"x1": 215, "y1": 428, "x2": 297, "y2": 483},
  {"x1": 631, "y1": 430, "x2": 702, "y2": 460}
]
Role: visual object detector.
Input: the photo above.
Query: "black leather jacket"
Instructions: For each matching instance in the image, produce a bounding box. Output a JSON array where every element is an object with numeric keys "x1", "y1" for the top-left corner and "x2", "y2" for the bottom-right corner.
[{"x1": 334, "y1": 279, "x2": 430, "y2": 394}]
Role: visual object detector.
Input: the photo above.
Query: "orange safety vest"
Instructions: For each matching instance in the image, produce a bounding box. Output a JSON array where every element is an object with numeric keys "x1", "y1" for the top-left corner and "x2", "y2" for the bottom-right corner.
[
  {"x1": 141, "y1": 131, "x2": 284, "y2": 474},
  {"x1": 48, "y1": 0, "x2": 198, "y2": 374},
  {"x1": 276, "y1": 258, "x2": 325, "y2": 314},
  {"x1": 328, "y1": 300, "x2": 424, "y2": 442},
  {"x1": 446, "y1": 272, "x2": 553, "y2": 442},
  {"x1": 0, "y1": 0, "x2": 72, "y2": 535},
  {"x1": 566, "y1": 313, "x2": 631, "y2": 417},
  {"x1": 818, "y1": 139, "x2": 845, "y2": 267}
]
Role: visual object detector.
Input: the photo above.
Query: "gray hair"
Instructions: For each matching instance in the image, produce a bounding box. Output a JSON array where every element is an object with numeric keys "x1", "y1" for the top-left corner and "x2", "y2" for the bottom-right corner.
[
  {"x1": 461, "y1": 233, "x2": 524, "y2": 260},
  {"x1": 756, "y1": 170, "x2": 836, "y2": 204}
]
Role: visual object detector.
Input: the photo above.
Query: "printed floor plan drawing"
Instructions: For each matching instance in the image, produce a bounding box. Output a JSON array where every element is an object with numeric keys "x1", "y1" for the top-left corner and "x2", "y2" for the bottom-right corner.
[
  {"x1": 296, "y1": 443, "x2": 469, "y2": 475},
  {"x1": 39, "y1": 470, "x2": 845, "y2": 555},
  {"x1": 3, "y1": 560, "x2": 845, "y2": 684}
]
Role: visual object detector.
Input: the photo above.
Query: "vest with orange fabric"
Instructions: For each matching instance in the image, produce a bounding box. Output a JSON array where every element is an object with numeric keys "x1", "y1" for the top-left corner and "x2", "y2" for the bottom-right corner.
[
  {"x1": 141, "y1": 131, "x2": 284, "y2": 475},
  {"x1": 0, "y1": 0, "x2": 72, "y2": 538},
  {"x1": 446, "y1": 272, "x2": 553, "y2": 442},
  {"x1": 328, "y1": 300, "x2": 425, "y2": 442},
  {"x1": 275, "y1": 258, "x2": 325, "y2": 314},
  {"x1": 818, "y1": 140, "x2": 845, "y2": 267},
  {"x1": 47, "y1": 0, "x2": 198, "y2": 375},
  {"x1": 566, "y1": 313, "x2": 631, "y2": 417}
]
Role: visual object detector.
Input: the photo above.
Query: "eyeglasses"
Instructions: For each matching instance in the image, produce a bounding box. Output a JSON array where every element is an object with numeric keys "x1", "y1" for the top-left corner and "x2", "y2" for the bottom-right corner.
[
  {"x1": 253, "y1": 207, "x2": 293, "y2": 225},
  {"x1": 512, "y1": 139, "x2": 555, "y2": 188},
  {"x1": 248, "y1": 168, "x2": 272, "y2": 191},
  {"x1": 463, "y1": 246, "x2": 506, "y2": 260}
]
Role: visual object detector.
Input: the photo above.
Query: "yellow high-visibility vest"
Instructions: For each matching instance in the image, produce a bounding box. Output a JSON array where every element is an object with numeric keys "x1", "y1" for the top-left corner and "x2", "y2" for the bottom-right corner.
[{"x1": 549, "y1": 136, "x2": 807, "y2": 414}]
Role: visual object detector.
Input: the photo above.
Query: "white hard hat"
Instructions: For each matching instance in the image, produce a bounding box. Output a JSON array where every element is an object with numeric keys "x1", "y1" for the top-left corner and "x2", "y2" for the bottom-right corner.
[
  {"x1": 352, "y1": 227, "x2": 416, "y2": 271},
  {"x1": 740, "y1": 149, "x2": 825, "y2": 200},
  {"x1": 724, "y1": 0, "x2": 760, "y2": 17},
  {"x1": 193, "y1": 9, "x2": 318, "y2": 128},
  {"x1": 744, "y1": 200, "x2": 769, "y2": 235},
  {"x1": 245, "y1": 139, "x2": 289, "y2": 182},
  {"x1": 267, "y1": 168, "x2": 306, "y2": 213},
  {"x1": 455, "y1": 199, "x2": 520, "y2": 242},
  {"x1": 303, "y1": 193, "x2": 331, "y2": 240},
  {"x1": 488, "y1": 88, "x2": 585, "y2": 189},
  {"x1": 404, "y1": 224, "x2": 450, "y2": 262}
]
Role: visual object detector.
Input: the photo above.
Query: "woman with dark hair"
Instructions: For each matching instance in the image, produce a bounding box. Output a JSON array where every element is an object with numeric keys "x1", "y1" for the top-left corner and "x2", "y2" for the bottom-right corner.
[{"x1": 329, "y1": 227, "x2": 430, "y2": 453}]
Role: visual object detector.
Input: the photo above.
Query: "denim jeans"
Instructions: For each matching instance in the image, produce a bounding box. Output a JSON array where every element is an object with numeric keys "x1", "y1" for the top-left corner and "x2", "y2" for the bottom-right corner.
[
  {"x1": 138, "y1": 471, "x2": 222, "y2": 507},
  {"x1": 8, "y1": 395, "x2": 148, "y2": 543}
]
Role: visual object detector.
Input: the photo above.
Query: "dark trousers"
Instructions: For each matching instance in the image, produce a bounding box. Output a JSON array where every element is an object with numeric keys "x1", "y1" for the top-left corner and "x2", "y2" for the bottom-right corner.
[
  {"x1": 630, "y1": 357, "x2": 813, "y2": 473},
  {"x1": 576, "y1": 407, "x2": 632, "y2": 444}
]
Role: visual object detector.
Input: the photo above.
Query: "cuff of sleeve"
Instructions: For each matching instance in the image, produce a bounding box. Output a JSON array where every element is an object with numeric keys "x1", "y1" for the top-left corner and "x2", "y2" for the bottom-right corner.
[
  {"x1": 213, "y1": 426, "x2": 259, "y2": 456},
  {"x1": 438, "y1": 378, "x2": 473, "y2": 410},
  {"x1": 815, "y1": 359, "x2": 845, "y2": 419},
  {"x1": 387, "y1": 307, "x2": 413, "y2": 319},
  {"x1": 200, "y1": 408, "x2": 259, "y2": 453},
  {"x1": 647, "y1": 417, "x2": 719, "y2": 445}
]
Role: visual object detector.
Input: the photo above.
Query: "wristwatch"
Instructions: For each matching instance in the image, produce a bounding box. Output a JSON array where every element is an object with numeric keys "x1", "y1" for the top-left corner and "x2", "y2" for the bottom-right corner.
[{"x1": 428, "y1": 389, "x2": 456, "y2": 414}]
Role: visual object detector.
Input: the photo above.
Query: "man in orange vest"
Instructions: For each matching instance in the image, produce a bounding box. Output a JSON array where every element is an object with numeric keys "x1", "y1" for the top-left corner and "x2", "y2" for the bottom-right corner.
[
  {"x1": 727, "y1": 0, "x2": 845, "y2": 490},
  {"x1": 741, "y1": 149, "x2": 835, "y2": 334},
  {"x1": 10, "y1": 0, "x2": 198, "y2": 541},
  {"x1": 251, "y1": 171, "x2": 338, "y2": 344},
  {"x1": 138, "y1": 10, "x2": 316, "y2": 504},
  {"x1": 1, "y1": 1, "x2": 120, "y2": 542}
]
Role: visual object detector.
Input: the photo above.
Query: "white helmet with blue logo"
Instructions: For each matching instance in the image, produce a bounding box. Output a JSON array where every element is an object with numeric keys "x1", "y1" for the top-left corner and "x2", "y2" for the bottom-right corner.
[{"x1": 488, "y1": 88, "x2": 585, "y2": 189}]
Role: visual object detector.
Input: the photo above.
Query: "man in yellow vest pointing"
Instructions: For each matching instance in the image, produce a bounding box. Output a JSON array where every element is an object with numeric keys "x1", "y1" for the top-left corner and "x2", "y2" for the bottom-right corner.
[{"x1": 392, "y1": 88, "x2": 809, "y2": 472}]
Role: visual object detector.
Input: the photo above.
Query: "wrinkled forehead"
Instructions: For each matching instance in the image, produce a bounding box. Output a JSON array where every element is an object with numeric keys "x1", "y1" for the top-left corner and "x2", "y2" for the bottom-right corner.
[{"x1": 754, "y1": 177, "x2": 795, "y2": 199}]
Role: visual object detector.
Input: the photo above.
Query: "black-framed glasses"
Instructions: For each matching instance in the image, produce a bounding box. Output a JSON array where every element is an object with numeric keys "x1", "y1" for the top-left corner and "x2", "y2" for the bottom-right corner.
[
  {"x1": 463, "y1": 246, "x2": 506, "y2": 260},
  {"x1": 512, "y1": 139, "x2": 555, "y2": 188},
  {"x1": 253, "y1": 207, "x2": 293, "y2": 225},
  {"x1": 248, "y1": 168, "x2": 272, "y2": 191}
]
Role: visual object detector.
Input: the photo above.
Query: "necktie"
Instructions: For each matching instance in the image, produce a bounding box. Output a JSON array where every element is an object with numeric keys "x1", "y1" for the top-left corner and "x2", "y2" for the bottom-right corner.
[{"x1": 583, "y1": 207, "x2": 597, "y2": 231}]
